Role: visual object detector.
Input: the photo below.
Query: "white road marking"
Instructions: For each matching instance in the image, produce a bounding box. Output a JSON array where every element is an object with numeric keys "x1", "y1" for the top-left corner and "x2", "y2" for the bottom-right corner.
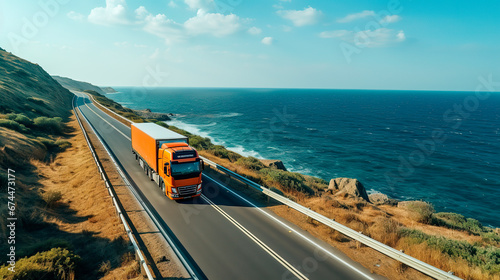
[
  {"x1": 76, "y1": 91, "x2": 376, "y2": 280},
  {"x1": 201, "y1": 194, "x2": 309, "y2": 280},
  {"x1": 203, "y1": 174, "x2": 375, "y2": 280},
  {"x1": 77, "y1": 95, "x2": 131, "y2": 141}
]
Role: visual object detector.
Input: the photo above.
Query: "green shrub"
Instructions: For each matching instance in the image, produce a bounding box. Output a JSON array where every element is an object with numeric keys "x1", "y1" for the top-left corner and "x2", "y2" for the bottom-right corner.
[
  {"x1": 189, "y1": 135, "x2": 214, "y2": 151},
  {"x1": 42, "y1": 191, "x2": 63, "y2": 208},
  {"x1": 482, "y1": 231, "x2": 500, "y2": 245},
  {"x1": 19, "y1": 239, "x2": 72, "y2": 259},
  {"x1": 0, "y1": 119, "x2": 29, "y2": 133},
  {"x1": 155, "y1": 121, "x2": 169, "y2": 128},
  {"x1": 33, "y1": 116, "x2": 64, "y2": 134},
  {"x1": 404, "y1": 201, "x2": 435, "y2": 224},
  {"x1": 26, "y1": 97, "x2": 47, "y2": 106},
  {"x1": 0, "y1": 248, "x2": 80, "y2": 280},
  {"x1": 433, "y1": 212, "x2": 484, "y2": 234},
  {"x1": 209, "y1": 145, "x2": 241, "y2": 162},
  {"x1": 54, "y1": 140, "x2": 71, "y2": 151},
  {"x1": 304, "y1": 176, "x2": 328, "y2": 191},
  {"x1": 236, "y1": 157, "x2": 266, "y2": 171},
  {"x1": 6, "y1": 113, "x2": 32, "y2": 126},
  {"x1": 260, "y1": 168, "x2": 314, "y2": 195},
  {"x1": 36, "y1": 137, "x2": 71, "y2": 152},
  {"x1": 399, "y1": 228, "x2": 500, "y2": 273}
]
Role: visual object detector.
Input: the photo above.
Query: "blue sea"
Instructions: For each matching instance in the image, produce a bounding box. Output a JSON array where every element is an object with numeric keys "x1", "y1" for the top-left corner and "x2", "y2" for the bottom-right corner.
[{"x1": 109, "y1": 88, "x2": 500, "y2": 227}]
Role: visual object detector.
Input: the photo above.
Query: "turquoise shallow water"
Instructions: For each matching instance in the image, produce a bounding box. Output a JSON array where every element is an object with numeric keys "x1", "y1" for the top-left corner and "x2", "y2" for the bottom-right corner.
[{"x1": 108, "y1": 87, "x2": 500, "y2": 227}]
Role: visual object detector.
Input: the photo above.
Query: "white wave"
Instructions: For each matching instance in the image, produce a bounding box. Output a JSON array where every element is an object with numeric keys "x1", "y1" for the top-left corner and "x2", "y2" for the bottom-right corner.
[
  {"x1": 226, "y1": 145, "x2": 263, "y2": 159},
  {"x1": 219, "y1": 112, "x2": 243, "y2": 118},
  {"x1": 204, "y1": 112, "x2": 243, "y2": 118},
  {"x1": 306, "y1": 128, "x2": 318, "y2": 131},
  {"x1": 197, "y1": 122, "x2": 217, "y2": 127},
  {"x1": 288, "y1": 167, "x2": 313, "y2": 176},
  {"x1": 165, "y1": 119, "x2": 220, "y2": 144}
]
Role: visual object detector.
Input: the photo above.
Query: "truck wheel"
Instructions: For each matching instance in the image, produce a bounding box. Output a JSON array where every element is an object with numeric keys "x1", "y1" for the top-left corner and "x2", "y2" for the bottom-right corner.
[{"x1": 161, "y1": 182, "x2": 167, "y2": 197}]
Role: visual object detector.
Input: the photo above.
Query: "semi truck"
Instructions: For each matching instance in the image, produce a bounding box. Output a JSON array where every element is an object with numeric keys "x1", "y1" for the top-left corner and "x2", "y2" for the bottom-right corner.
[{"x1": 131, "y1": 123, "x2": 203, "y2": 200}]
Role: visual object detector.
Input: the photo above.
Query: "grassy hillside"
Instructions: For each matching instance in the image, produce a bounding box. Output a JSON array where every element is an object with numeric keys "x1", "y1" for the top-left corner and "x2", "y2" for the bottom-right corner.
[
  {"x1": 0, "y1": 49, "x2": 137, "y2": 279},
  {"x1": 0, "y1": 51, "x2": 73, "y2": 118},
  {"x1": 52, "y1": 75, "x2": 107, "y2": 95}
]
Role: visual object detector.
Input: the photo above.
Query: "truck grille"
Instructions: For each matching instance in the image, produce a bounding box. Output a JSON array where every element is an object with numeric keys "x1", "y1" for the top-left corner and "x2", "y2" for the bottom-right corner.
[{"x1": 178, "y1": 185, "x2": 197, "y2": 196}]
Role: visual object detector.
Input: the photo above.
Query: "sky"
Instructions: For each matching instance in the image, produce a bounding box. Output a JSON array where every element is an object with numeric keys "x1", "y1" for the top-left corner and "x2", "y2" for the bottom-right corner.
[{"x1": 0, "y1": 0, "x2": 499, "y2": 91}]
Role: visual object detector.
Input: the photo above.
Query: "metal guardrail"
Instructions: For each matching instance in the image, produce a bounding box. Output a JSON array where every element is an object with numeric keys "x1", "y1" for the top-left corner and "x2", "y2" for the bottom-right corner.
[
  {"x1": 74, "y1": 94, "x2": 200, "y2": 280},
  {"x1": 72, "y1": 96, "x2": 155, "y2": 280},
  {"x1": 200, "y1": 157, "x2": 461, "y2": 280},
  {"x1": 86, "y1": 92, "x2": 133, "y2": 124},
  {"x1": 87, "y1": 92, "x2": 462, "y2": 280}
]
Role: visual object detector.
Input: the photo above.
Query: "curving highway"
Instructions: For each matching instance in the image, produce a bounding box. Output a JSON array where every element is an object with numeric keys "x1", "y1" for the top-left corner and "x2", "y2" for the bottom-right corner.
[{"x1": 73, "y1": 92, "x2": 384, "y2": 280}]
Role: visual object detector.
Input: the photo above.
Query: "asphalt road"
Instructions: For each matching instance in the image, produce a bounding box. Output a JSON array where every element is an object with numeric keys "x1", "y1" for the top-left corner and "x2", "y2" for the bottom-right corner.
[{"x1": 73, "y1": 92, "x2": 384, "y2": 280}]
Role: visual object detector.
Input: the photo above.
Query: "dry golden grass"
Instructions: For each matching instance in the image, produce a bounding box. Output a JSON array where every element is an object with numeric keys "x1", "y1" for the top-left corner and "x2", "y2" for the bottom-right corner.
[
  {"x1": 21, "y1": 115, "x2": 140, "y2": 279},
  {"x1": 200, "y1": 153, "x2": 499, "y2": 280}
]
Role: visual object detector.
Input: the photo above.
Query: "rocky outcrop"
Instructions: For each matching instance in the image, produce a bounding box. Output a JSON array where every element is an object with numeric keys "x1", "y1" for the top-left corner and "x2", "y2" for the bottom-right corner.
[
  {"x1": 369, "y1": 193, "x2": 398, "y2": 206},
  {"x1": 369, "y1": 193, "x2": 389, "y2": 205},
  {"x1": 101, "y1": 86, "x2": 117, "y2": 93},
  {"x1": 259, "y1": 159, "x2": 287, "y2": 171},
  {"x1": 328, "y1": 178, "x2": 370, "y2": 202},
  {"x1": 133, "y1": 109, "x2": 172, "y2": 121}
]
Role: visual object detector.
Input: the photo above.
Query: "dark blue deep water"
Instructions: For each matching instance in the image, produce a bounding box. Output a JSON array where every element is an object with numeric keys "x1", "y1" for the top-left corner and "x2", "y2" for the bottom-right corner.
[{"x1": 109, "y1": 88, "x2": 500, "y2": 227}]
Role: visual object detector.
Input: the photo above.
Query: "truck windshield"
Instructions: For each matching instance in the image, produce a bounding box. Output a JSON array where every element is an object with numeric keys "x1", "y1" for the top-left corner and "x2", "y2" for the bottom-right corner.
[{"x1": 171, "y1": 161, "x2": 201, "y2": 178}]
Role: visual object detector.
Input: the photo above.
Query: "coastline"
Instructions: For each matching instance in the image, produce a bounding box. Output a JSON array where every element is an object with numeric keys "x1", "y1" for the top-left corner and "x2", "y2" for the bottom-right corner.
[{"x1": 82, "y1": 89, "x2": 500, "y2": 280}]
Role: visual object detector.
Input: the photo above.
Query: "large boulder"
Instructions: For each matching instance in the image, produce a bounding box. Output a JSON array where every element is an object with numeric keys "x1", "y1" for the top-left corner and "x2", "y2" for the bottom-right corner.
[
  {"x1": 259, "y1": 159, "x2": 287, "y2": 171},
  {"x1": 369, "y1": 193, "x2": 389, "y2": 205},
  {"x1": 328, "y1": 178, "x2": 370, "y2": 202}
]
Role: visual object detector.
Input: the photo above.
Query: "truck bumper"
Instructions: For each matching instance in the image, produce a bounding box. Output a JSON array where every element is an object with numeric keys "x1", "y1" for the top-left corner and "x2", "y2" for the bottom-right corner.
[{"x1": 168, "y1": 190, "x2": 202, "y2": 200}]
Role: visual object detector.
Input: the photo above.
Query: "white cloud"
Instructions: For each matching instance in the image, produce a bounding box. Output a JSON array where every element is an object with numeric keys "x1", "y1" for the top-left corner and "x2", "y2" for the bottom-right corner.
[
  {"x1": 114, "y1": 41, "x2": 129, "y2": 47},
  {"x1": 396, "y1": 30, "x2": 406, "y2": 41},
  {"x1": 380, "y1": 15, "x2": 401, "y2": 24},
  {"x1": 67, "y1": 11, "x2": 84, "y2": 21},
  {"x1": 320, "y1": 28, "x2": 406, "y2": 48},
  {"x1": 135, "y1": 6, "x2": 148, "y2": 19},
  {"x1": 184, "y1": 10, "x2": 241, "y2": 37},
  {"x1": 142, "y1": 9, "x2": 242, "y2": 44},
  {"x1": 184, "y1": 0, "x2": 213, "y2": 12},
  {"x1": 248, "y1": 27, "x2": 262, "y2": 35},
  {"x1": 88, "y1": 0, "x2": 129, "y2": 25},
  {"x1": 261, "y1": 37, "x2": 273, "y2": 45},
  {"x1": 143, "y1": 14, "x2": 185, "y2": 44},
  {"x1": 168, "y1": 1, "x2": 178, "y2": 8},
  {"x1": 277, "y1": 6, "x2": 322, "y2": 27},
  {"x1": 337, "y1": 10, "x2": 375, "y2": 23}
]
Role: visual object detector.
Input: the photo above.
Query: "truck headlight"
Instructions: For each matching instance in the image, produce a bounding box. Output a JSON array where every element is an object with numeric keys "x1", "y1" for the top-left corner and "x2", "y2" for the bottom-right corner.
[
  {"x1": 171, "y1": 188, "x2": 178, "y2": 194},
  {"x1": 197, "y1": 184, "x2": 202, "y2": 191}
]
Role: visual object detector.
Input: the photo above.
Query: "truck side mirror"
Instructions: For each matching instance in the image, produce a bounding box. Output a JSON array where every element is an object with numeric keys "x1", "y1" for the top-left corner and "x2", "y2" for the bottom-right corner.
[
  {"x1": 200, "y1": 160, "x2": 204, "y2": 171},
  {"x1": 164, "y1": 163, "x2": 170, "y2": 176}
]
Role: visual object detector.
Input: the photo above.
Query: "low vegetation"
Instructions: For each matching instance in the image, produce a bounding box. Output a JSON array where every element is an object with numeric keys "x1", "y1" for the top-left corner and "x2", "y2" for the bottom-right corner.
[
  {"x1": 90, "y1": 86, "x2": 500, "y2": 280},
  {"x1": 84, "y1": 90, "x2": 146, "y2": 123},
  {"x1": 0, "y1": 248, "x2": 80, "y2": 280},
  {"x1": 404, "y1": 201, "x2": 435, "y2": 224},
  {"x1": 1, "y1": 49, "x2": 139, "y2": 279},
  {"x1": 400, "y1": 228, "x2": 500, "y2": 274}
]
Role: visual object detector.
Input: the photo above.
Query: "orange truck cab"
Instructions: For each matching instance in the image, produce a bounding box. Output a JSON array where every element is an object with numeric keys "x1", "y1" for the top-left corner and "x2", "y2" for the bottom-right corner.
[{"x1": 131, "y1": 123, "x2": 203, "y2": 200}]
